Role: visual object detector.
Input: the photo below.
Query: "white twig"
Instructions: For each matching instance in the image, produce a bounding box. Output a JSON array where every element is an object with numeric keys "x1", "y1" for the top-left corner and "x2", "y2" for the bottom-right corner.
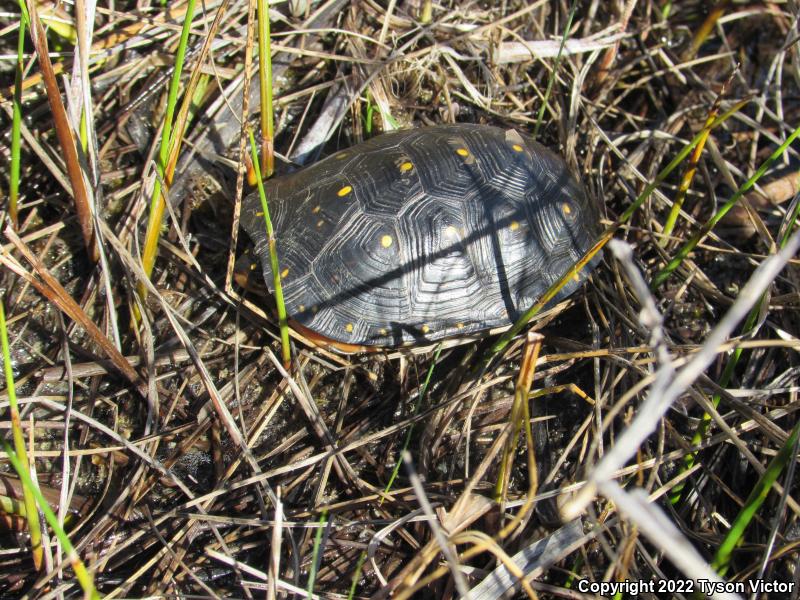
[
  {"x1": 563, "y1": 232, "x2": 800, "y2": 597},
  {"x1": 489, "y1": 33, "x2": 627, "y2": 64},
  {"x1": 603, "y1": 485, "x2": 741, "y2": 600},
  {"x1": 566, "y1": 230, "x2": 800, "y2": 515}
]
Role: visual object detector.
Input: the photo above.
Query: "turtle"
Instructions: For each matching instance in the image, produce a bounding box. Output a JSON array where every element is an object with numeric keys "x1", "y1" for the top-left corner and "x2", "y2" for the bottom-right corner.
[{"x1": 239, "y1": 123, "x2": 602, "y2": 352}]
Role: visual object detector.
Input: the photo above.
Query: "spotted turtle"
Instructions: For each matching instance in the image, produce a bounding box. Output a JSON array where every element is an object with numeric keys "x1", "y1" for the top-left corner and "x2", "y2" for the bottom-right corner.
[{"x1": 240, "y1": 124, "x2": 601, "y2": 351}]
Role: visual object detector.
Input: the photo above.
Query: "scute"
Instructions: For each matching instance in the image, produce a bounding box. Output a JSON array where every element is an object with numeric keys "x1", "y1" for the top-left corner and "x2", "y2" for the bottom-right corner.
[{"x1": 240, "y1": 124, "x2": 601, "y2": 348}]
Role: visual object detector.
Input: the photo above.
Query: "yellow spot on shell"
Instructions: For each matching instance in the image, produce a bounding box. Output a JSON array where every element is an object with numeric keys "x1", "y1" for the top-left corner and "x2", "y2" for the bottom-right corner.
[
  {"x1": 298, "y1": 305, "x2": 305, "y2": 312},
  {"x1": 562, "y1": 202, "x2": 572, "y2": 215},
  {"x1": 345, "y1": 323, "x2": 354, "y2": 333},
  {"x1": 381, "y1": 235, "x2": 393, "y2": 248},
  {"x1": 573, "y1": 273, "x2": 581, "y2": 283},
  {"x1": 510, "y1": 221, "x2": 520, "y2": 231},
  {"x1": 312, "y1": 205, "x2": 321, "y2": 214},
  {"x1": 336, "y1": 152, "x2": 348, "y2": 159},
  {"x1": 400, "y1": 161, "x2": 413, "y2": 172},
  {"x1": 421, "y1": 324, "x2": 430, "y2": 334},
  {"x1": 456, "y1": 148, "x2": 469, "y2": 157},
  {"x1": 280, "y1": 268, "x2": 289, "y2": 278},
  {"x1": 456, "y1": 323, "x2": 464, "y2": 330},
  {"x1": 338, "y1": 185, "x2": 353, "y2": 197},
  {"x1": 512, "y1": 143, "x2": 524, "y2": 152},
  {"x1": 249, "y1": 263, "x2": 257, "y2": 271},
  {"x1": 379, "y1": 328, "x2": 387, "y2": 336},
  {"x1": 317, "y1": 220, "x2": 325, "y2": 228}
]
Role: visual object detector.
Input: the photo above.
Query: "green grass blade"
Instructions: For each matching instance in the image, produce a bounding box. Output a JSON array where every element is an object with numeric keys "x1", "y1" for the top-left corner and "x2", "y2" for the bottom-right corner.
[
  {"x1": 248, "y1": 129, "x2": 291, "y2": 367},
  {"x1": 419, "y1": 0, "x2": 432, "y2": 23},
  {"x1": 0, "y1": 493, "x2": 26, "y2": 516},
  {"x1": 140, "y1": 0, "x2": 197, "y2": 288},
  {"x1": 661, "y1": 106, "x2": 717, "y2": 243},
  {"x1": 347, "y1": 551, "x2": 369, "y2": 600},
  {"x1": 652, "y1": 121, "x2": 800, "y2": 288},
  {"x1": 711, "y1": 419, "x2": 800, "y2": 577},
  {"x1": 779, "y1": 191, "x2": 800, "y2": 248},
  {"x1": 533, "y1": 0, "x2": 577, "y2": 139},
  {"x1": 306, "y1": 509, "x2": 328, "y2": 595},
  {"x1": 257, "y1": 0, "x2": 274, "y2": 177},
  {"x1": 1, "y1": 298, "x2": 43, "y2": 569},
  {"x1": 365, "y1": 91, "x2": 375, "y2": 135},
  {"x1": 4, "y1": 441, "x2": 99, "y2": 598}
]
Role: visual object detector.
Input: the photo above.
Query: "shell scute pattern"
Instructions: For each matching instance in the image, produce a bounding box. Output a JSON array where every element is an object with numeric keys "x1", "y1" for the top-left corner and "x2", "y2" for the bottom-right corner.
[
  {"x1": 241, "y1": 124, "x2": 601, "y2": 347},
  {"x1": 348, "y1": 148, "x2": 425, "y2": 218},
  {"x1": 400, "y1": 202, "x2": 477, "y2": 320},
  {"x1": 407, "y1": 134, "x2": 482, "y2": 201}
]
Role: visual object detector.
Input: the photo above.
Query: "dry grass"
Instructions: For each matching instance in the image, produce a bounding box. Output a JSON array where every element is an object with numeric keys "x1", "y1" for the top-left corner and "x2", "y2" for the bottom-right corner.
[{"x1": 2, "y1": 0, "x2": 800, "y2": 598}]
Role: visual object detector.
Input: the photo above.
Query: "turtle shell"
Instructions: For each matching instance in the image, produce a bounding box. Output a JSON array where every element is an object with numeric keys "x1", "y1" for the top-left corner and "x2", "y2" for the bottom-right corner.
[{"x1": 240, "y1": 124, "x2": 601, "y2": 347}]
